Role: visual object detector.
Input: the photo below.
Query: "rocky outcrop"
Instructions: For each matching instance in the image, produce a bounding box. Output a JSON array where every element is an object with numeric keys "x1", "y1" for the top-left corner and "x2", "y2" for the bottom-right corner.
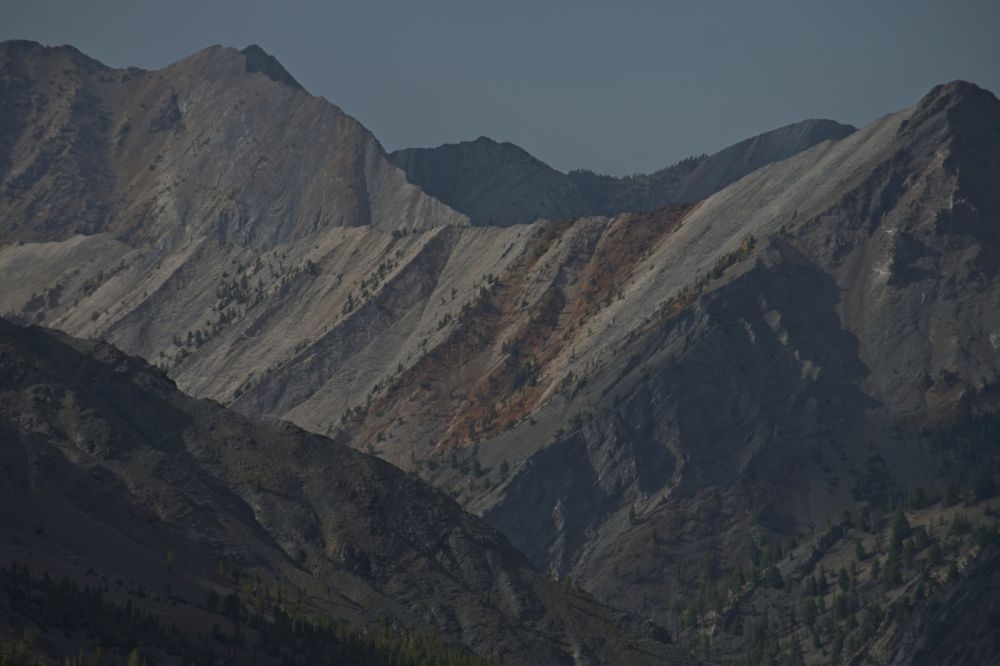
[{"x1": 240, "y1": 43, "x2": 303, "y2": 89}]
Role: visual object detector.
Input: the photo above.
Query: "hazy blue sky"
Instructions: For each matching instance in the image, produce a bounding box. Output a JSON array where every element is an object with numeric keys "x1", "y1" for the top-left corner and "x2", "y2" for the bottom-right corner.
[{"x1": 3, "y1": 0, "x2": 998, "y2": 175}]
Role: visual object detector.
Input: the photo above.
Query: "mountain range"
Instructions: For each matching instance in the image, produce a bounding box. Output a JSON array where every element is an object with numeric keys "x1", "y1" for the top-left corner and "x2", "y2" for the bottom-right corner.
[
  {"x1": 388, "y1": 118, "x2": 855, "y2": 227},
  {"x1": 1, "y1": 39, "x2": 999, "y2": 664}
]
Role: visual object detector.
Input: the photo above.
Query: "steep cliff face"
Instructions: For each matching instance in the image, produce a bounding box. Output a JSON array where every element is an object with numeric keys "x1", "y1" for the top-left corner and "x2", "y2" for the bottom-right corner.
[
  {"x1": 388, "y1": 119, "x2": 855, "y2": 226},
  {"x1": 0, "y1": 319, "x2": 685, "y2": 664}
]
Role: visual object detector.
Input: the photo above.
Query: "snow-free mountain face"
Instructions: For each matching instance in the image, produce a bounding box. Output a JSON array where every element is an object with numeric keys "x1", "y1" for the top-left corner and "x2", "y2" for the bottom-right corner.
[
  {"x1": 1, "y1": 39, "x2": 999, "y2": 664},
  {"x1": 388, "y1": 119, "x2": 856, "y2": 227},
  {"x1": 568, "y1": 117, "x2": 858, "y2": 213},
  {"x1": 0, "y1": 39, "x2": 466, "y2": 246}
]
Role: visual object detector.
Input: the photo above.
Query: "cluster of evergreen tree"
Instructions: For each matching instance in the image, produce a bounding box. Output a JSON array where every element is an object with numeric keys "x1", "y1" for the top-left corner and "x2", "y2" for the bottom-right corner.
[
  {"x1": 1, "y1": 563, "x2": 498, "y2": 665},
  {"x1": 0, "y1": 634, "x2": 51, "y2": 666},
  {"x1": 224, "y1": 591, "x2": 498, "y2": 666},
  {"x1": 2, "y1": 562, "x2": 210, "y2": 664}
]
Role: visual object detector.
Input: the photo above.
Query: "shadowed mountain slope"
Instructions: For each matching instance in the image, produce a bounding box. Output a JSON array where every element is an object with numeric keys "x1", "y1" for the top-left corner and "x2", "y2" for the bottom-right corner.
[
  {"x1": 388, "y1": 137, "x2": 591, "y2": 227},
  {"x1": 388, "y1": 119, "x2": 855, "y2": 226},
  {"x1": 0, "y1": 318, "x2": 686, "y2": 664}
]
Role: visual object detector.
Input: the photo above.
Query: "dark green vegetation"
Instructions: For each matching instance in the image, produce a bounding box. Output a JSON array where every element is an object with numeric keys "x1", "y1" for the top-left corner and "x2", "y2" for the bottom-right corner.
[
  {"x1": 0, "y1": 562, "x2": 495, "y2": 665},
  {"x1": 667, "y1": 493, "x2": 1000, "y2": 665}
]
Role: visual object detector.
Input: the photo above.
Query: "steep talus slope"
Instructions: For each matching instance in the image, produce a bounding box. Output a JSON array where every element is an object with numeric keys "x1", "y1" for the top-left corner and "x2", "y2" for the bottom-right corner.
[
  {"x1": 389, "y1": 119, "x2": 855, "y2": 226},
  {"x1": 337, "y1": 206, "x2": 693, "y2": 461},
  {"x1": 345, "y1": 107, "x2": 912, "y2": 472},
  {"x1": 0, "y1": 318, "x2": 685, "y2": 664}
]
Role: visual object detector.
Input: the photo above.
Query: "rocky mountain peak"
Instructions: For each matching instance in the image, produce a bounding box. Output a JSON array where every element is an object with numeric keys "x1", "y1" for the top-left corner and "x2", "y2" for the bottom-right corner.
[
  {"x1": 0, "y1": 39, "x2": 468, "y2": 245},
  {"x1": 239, "y1": 43, "x2": 303, "y2": 90},
  {"x1": 389, "y1": 135, "x2": 585, "y2": 226},
  {"x1": 918, "y1": 79, "x2": 997, "y2": 109},
  {"x1": 0, "y1": 38, "x2": 109, "y2": 74},
  {"x1": 904, "y1": 79, "x2": 1000, "y2": 134},
  {"x1": 897, "y1": 80, "x2": 1000, "y2": 232}
]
